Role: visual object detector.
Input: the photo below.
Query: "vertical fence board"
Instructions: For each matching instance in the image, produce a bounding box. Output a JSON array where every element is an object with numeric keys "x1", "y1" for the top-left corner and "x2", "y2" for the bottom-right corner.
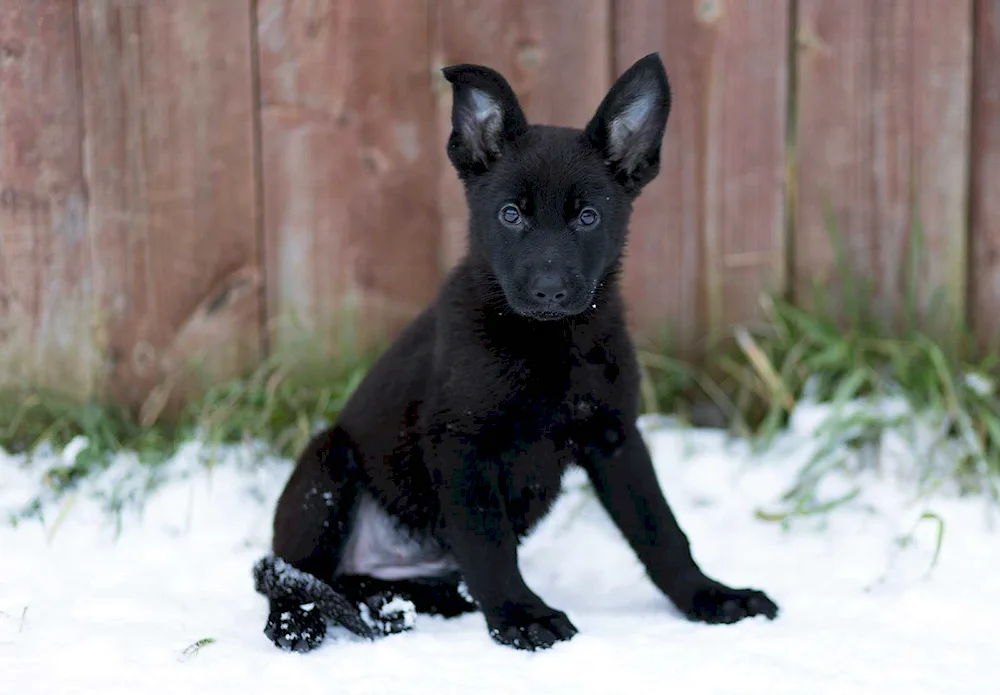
[
  {"x1": 616, "y1": 1, "x2": 789, "y2": 351},
  {"x1": 971, "y1": 0, "x2": 1000, "y2": 350},
  {"x1": 614, "y1": 1, "x2": 705, "y2": 351},
  {"x1": 912, "y1": 2, "x2": 972, "y2": 337},
  {"x1": 258, "y1": 0, "x2": 441, "y2": 359},
  {"x1": 0, "y1": 1, "x2": 96, "y2": 398},
  {"x1": 433, "y1": 0, "x2": 611, "y2": 271},
  {"x1": 795, "y1": 1, "x2": 972, "y2": 336},
  {"x1": 77, "y1": 0, "x2": 261, "y2": 411},
  {"x1": 793, "y1": 2, "x2": 874, "y2": 321}
]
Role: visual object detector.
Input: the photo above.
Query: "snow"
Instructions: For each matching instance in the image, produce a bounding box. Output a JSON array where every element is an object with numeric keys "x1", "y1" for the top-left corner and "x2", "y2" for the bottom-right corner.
[{"x1": 2, "y1": 407, "x2": 999, "y2": 695}]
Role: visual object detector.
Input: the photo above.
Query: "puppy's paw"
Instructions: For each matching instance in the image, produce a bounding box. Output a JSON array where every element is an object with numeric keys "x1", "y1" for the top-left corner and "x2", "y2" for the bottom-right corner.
[
  {"x1": 683, "y1": 585, "x2": 779, "y2": 624},
  {"x1": 264, "y1": 602, "x2": 327, "y2": 653},
  {"x1": 358, "y1": 592, "x2": 417, "y2": 635},
  {"x1": 488, "y1": 610, "x2": 578, "y2": 651}
]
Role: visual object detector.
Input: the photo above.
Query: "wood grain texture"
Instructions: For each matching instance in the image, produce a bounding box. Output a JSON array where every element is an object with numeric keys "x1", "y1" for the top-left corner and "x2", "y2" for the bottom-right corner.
[
  {"x1": 0, "y1": 1, "x2": 96, "y2": 398},
  {"x1": 912, "y1": 1, "x2": 973, "y2": 336},
  {"x1": 258, "y1": 0, "x2": 441, "y2": 359},
  {"x1": 433, "y1": 0, "x2": 612, "y2": 271},
  {"x1": 615, "y1": 0, "x2": 789, "y2": 351},
  {"x1": 971, "y1": 0, "x2": 1000, "y2": 350},
  {"x1": 794, "y1": 1, "x2": 973, "y2": 336},
  {"x1": 77, "y1": 0, "x2": 261, "y2": 411}
]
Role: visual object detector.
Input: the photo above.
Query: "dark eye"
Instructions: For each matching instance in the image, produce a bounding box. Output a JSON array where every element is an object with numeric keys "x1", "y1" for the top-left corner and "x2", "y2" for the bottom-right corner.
[
  {"x1": 500, "y1": 204, "x2": 522, "y2": 226},
  {"x1": 578, "y1": 208, "x2": 599, "y2": 227}
]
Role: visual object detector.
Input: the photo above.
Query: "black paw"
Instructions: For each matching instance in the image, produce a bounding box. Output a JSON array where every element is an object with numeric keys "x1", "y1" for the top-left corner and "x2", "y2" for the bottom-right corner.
[
  {"x1": 358, "y1": 592, "x2": 416, "y2": 635},
  {"x1": 684, "y1": 585, "x2": 779, "y2": 624},
  {"x1": 488, "y1": 610, "x2": 578, "y2": 651},
  {"x1": 264, "y1": 602, "x2": 327, "y2": 653}
]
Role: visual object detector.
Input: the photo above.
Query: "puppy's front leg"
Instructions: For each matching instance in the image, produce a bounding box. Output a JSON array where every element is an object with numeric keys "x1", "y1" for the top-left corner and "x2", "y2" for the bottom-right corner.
[
  {"x1": 582, "y1": 424, "x2": 779, "y2": 624},
  {"x1": 431, "y1": 435, "x2": 578, "y2": 650}
]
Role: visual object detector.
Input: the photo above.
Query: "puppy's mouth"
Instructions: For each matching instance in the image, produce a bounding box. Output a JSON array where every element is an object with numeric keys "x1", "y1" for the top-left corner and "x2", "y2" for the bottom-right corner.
[
  {"x1": 507, "y1": 294, "x2": 595, "y2": 321},
  {"x1": 524, "y1": 309, "x2": 571, "y2": 322}
]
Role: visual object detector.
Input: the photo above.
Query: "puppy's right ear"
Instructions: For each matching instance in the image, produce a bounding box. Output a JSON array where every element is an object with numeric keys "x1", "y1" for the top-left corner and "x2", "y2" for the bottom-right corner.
[{"x1": 442, "y1": 64, "x2": 528, "y2": 179}]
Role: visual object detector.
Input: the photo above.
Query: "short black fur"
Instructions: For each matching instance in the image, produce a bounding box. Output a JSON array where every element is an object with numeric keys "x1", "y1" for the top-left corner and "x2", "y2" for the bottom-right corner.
[{"x1": 253, "y1": 52, "x2": 779, "y2": 653}]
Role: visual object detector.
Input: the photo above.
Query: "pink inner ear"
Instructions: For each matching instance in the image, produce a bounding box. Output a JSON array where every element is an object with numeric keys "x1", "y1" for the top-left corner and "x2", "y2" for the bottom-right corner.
[
  {"x1": 457, "y1": 88, "x2": 504, "y2": 160},
  {"x1": 610, "y1": 95, "x2": 654, "y2": 147},
  {"x1": 469, "y1": 89, "x2": 500, "y2": 124}
]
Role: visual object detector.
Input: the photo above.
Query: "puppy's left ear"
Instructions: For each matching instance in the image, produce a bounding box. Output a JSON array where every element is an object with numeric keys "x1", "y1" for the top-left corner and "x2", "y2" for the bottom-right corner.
[
  {"x1": 442, "y1": 63, "x2": 529, "y2": 180},
  {"x1": 584, "y1": 53, "x2": 671, "y2": 194}
]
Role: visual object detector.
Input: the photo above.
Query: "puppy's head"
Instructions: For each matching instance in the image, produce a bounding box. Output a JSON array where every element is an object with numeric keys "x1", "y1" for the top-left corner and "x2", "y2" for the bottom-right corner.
[{"x1": 443, "y1": 53, "x2": 670, "y2": 321}]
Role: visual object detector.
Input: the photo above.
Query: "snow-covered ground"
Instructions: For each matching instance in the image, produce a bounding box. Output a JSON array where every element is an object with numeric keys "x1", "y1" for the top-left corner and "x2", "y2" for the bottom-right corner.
[{"x1": 2, "y1": 407, "x2": 998, "y2": 695}]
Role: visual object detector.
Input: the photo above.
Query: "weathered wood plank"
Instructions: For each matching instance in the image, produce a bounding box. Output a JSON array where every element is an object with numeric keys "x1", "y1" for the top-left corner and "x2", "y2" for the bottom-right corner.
[
  {"x1": 616, "y1": 0, "x2": 789, "y2": 350},
  {"x1": 912, "y1": 1, "x2": 973, "y2": 337},
  {"x1": 0, "y1": 1, "x2": 96, "y2": 398},
  {"x1": 77, "y1": 0, "x2": 261, "y2": 411},
  {"x1": 258, "y1": 0, "x2": 441, "y2": 359},
  {"x1": 794, "y1": 1, "x2": 972, "y2": 336},
  {"x1": 793, "y1": 2, "x2": 874, "y2": 324},
  {"x1": 433, "y1": 0, "x2": 612, "y2": 270},
  {"x1": 971, "y1": 0, "x2": 1000, "y2": 351}
]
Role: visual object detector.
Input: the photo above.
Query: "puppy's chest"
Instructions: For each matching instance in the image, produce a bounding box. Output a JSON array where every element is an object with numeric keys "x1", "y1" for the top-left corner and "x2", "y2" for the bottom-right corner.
[
  {"x1": 516, "y1": 354, "x2": 623, "y2": 443},
  {"x1": 499, "y1": 363, "x2": 625, "y2": 535}
]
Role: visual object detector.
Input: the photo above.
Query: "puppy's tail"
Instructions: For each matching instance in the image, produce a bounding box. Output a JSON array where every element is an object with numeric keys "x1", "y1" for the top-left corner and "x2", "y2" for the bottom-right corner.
[{"x1": 252, "y1": 554, "x2": 376, "y2": 640}]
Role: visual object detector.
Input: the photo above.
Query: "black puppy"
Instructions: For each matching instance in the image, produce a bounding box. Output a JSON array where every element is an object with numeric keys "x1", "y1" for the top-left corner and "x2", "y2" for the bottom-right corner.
[{"x1": 253, "y1": 52, "x2": 779, "y2": 653}]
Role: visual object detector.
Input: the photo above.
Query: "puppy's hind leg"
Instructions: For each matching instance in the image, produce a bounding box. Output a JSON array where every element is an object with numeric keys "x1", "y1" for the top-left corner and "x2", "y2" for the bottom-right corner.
[
  {"x1": 254, "y1": 427, "x2": 374, "y2": 652},
  {"x1": 253, "y1": 556, "x2": 376, "y2": 651}
]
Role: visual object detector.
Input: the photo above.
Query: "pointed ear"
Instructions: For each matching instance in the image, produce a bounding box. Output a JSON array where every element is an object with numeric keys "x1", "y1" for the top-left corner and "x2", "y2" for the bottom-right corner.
[
  {"x1": 584, "y1": 53, "x2": 671, "y2": 194},
  {"x1": 441, "y1": 63, "x2": 529, "y2": 179}
]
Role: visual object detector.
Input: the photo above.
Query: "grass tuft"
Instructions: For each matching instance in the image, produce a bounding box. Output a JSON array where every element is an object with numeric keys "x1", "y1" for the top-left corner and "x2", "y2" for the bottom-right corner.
[
  {"x1": 1, "y1": 343, "x2": 380, "y2": 526},
  {"x1": 707, "y1": 202, "x2": 1000, "y2": 518},
  {"x1": 178, "y1": 637, "x2": 217, "y2": 661},
  {"x1": 189, "y1": 348, "x2": 376, "y2": 459}
]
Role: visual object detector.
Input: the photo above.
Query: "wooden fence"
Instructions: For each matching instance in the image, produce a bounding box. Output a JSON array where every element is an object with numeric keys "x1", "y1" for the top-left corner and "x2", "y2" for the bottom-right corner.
[{"x1": 1, "y1": 0, "x2": 998, "y2": 410}]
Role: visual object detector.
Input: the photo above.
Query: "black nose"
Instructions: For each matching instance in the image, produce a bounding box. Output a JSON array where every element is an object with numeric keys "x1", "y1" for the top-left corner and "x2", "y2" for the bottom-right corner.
[{"x1": 531, "y1": 273, "x2": 567, "y2": 302}]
